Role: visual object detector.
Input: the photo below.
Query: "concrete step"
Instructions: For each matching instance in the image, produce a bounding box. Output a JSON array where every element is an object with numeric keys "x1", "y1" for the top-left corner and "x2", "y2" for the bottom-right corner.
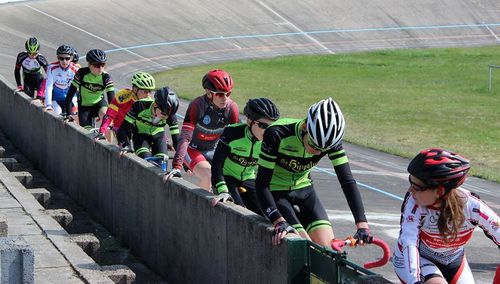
[
  {"x1": 26, "y1": 188, "x2": 51, "y2": 207},
  {"x1": 46, "y1": 209, "x2": 73, "y2": 228},
  {"x1": 12, "y1": 172, "x2": 33, "y2": 188},
  {"x1": 101, "y1": 265, "x2": 136, "y2": 284},
  {"x1": 0, "y1": 157, "x2": 22, "y2": 171},
  {"x1": 69, "y1": 233, "x2": 101, "y2": 256},
  {"x1": 0, "y1": 213, "x2": 7, "y2": 237},
  {"x1": 0, "y1": 237, "x2": 34, "y2": 284}
]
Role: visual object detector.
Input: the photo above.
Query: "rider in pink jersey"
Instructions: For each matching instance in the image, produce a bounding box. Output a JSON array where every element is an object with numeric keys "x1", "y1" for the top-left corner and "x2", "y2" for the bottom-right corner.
[{"x1": 393, "y1": 148, "x2": 499, "y2": 284}]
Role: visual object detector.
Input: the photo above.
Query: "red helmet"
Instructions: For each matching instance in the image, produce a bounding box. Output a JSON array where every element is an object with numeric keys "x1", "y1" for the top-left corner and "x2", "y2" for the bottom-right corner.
[
  {"x1": 408, "y1": 148, "x2": 470, "y2": 191},
  {"x1": 202, "y1": 69, "x2": 233, "y2": 92}
]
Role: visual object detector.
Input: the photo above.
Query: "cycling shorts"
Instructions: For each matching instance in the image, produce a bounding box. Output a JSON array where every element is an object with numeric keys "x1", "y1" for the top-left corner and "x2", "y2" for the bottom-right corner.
[
  {"x1": 185, "y1": 147, "x2": 214, "y2": 170},
  {"x1": 393, "y1": 253, "x2": 473, "y2": 284},
  {"x1": 78, "y1": 98, "x2": 107, "y2": 128},
  {"x1": 224, "y1": 176, "x2": 263, "y2": 217},
  {"x1": 271, "y1": 185, "x2": 331, "y2": 234}
]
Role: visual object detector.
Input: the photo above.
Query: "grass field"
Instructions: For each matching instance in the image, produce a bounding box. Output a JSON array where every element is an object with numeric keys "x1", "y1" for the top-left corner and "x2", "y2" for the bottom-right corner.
[{"x1": 154, "y1": 46, "x2": 500, "y2": 183}]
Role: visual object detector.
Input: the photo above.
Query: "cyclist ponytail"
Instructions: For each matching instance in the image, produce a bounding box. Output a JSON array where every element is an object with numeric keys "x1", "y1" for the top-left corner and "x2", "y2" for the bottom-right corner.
[{"x1": 437, "y1": 189, "x2": 465, "y2": 243}]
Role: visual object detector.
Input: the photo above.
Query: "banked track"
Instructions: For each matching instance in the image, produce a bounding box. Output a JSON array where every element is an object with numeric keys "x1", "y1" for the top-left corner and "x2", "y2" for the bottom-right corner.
[{"x1": 0, "y1": 0, "x2": 499, "y2": 282}]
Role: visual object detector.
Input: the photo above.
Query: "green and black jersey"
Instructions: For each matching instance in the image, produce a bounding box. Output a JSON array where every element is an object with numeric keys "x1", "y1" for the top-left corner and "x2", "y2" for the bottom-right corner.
[
  {"x1": 256, "y1": 118, "x2": 366, "y2": 224},
  {"x1": 258, "y1": 118, "x2": 347, "y2": 191},
  {"x1": 65, "y1": 67, "x2": 115, "y2": 108},
  {"x1": 117, "y1": 97, "x2": 178, "y2": 145},
  {"x1": 211, "y1": 123, "x2": 261, "y2": 194}
]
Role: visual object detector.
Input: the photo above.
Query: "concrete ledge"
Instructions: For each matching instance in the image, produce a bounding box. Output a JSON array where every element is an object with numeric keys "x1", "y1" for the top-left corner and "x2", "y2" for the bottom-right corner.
[
  {"x1": 12, "y1": 171, "x2": 33, "y2": 188},
  {"x1": 46, "y1": 209, "x2": 73, "y2": 228},
  {"x1": 0, "y1": 157, "x2": 21, "y2": 171},
  {"x1": 0, "y1": 236, "x2": 34, "y2": 284},
  {"x1": 69, "y1": 233, "x2": 101, "y2": 256},
  {"x1": 101, "y1": 265, "x2": 136, "y2": 284},
  {"x1": 26, "y1": 188, "x2": 51, "y2": 207},
  {"x1": 0, "y1": 213, "x2": 7, "y2": 236}
]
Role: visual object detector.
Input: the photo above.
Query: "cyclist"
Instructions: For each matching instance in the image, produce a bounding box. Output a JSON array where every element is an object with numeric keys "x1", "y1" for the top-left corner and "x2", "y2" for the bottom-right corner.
[
  {"x1": 44, "y1": 44, "x2": 79, "y2": 114},
  {"x1": 255, "y1": 98, "x2": 371, "y2": 246},
  {"x1": 64, "y1": 49, "x2": 115, "y2": 130},
  {"x1": 393, "y1": 148, "x2": 499, "y2": 284},
  {"x1": 166, "y1": 69, "x2": 239, "y2": 191},
  {"x1": 98, "y1": 72, "x2": 157, "y2": 140},
  {"x1": 14, "y1": 37, "x2": 48, "y2": 100},
  {"x1": 117, "y1": 87, "x2": 179, "y2": 160},
  {"x1": 211, "y1": 98, "x2": 280, "y2": 216},
  {"x1": 72, "y1": 49, "x2": 80, "y2": 66}
]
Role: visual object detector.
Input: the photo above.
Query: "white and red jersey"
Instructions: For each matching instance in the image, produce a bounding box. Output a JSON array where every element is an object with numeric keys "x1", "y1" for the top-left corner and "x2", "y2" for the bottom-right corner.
[
  {"x1": 44, "y1": 61, "x2": 79, "y2": 102},
  {"x1": 394, "y1": 188, "x2": 499, "y2": 284}
]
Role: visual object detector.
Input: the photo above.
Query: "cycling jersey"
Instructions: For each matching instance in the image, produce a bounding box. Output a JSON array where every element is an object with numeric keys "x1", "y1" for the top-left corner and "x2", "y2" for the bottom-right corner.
[
  {"x1": 14, "y1": 51, "x2": 48, "y2": 98},
  {"x1": 117, "y1": 97, "x2": 178, "y2": 147},
  {"x1": 255, "y1": 118, "x2": 367, "y2": 224},
  {"x1": 211, "y1": 123, "x2": 260, "y2": 194},
  {"x1": 65, "y1": 67, "x2": 114, "y2": 109},
  {"x1": 172, "y1": 95, "x2": 239, "y2": 170},
  {"x1": 393, "y1": 189, "x2": 500, "y2": 284},
  {"x1": 44, "y1": 61, "x2": 79, "y2": 103},
  {"x1": 100, "y1": 89, "x2": 139, "y2": 132}
]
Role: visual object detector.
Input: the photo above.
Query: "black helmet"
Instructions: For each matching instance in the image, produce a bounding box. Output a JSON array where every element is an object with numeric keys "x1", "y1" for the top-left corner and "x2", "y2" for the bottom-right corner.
[
  {"x1": 72, "y1": 49, "x2": 79, "y2": 64},
  {"x1": 408, "y1": 148, "x2": 470, "y2": 192},
  {"x1": 25, "y1": 37, "x2": 40, "y2": 53},
  {"x1": 154, "y1": 87, "x2": 179, "y2": 116},
  {"x1": 56, "y1": 44, "x2": 73, "y2": 55},
  {"x1": 86, "y1": 49, "x2": 107, "y2": 64},
  {"x1": 244, "y1": 98, "x2": 280, "y2": 121}
]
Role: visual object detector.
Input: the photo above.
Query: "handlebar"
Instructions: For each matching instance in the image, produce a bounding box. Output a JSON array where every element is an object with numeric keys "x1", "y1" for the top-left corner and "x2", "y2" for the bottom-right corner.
[{"x1": 331, "y1": 237, "x2": 390, "y2": 269}]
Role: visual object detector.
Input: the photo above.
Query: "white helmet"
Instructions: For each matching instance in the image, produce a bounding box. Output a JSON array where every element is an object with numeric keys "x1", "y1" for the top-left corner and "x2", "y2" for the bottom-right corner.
[{"x1": 306, "y1": 98, "x2": 345, "y2": 150}]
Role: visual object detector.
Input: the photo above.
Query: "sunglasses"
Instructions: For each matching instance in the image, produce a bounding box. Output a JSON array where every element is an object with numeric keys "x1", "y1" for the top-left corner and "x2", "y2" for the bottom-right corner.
[
  {"x1": 28, "y1": 52, "x2": 38, "y2": 56},
  {"x1": 91, "y1": 63, "x2": 106, "y2": 68},
  {"x1": 254, "y1": 121, "x2": 270, "y2": 129},
  {"x1": 408, "y1": 176, "x2": 431, "y2": 192},
  {"x1": 58, "y1": 56, "x2": 71, "y2": 61},
  {"x1": 306, "y1": 133, "x2": 324, "y2": 152},
  {"x1": 210, "y1": 90, "x2": 231, "y2": 98},
  {"x1": 155, "y1": 107, "x2": 168, "y2": 116}
]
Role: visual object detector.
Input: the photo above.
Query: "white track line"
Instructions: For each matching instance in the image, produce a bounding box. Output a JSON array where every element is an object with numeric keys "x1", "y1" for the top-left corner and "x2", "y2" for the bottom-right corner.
[
  {"x1": 483, "y1": 23, "x2": 500, "y2": 42},
  {"x1": 257, "y1": 0, "x2": 335, "y2": 54},
  {"x1": 24, "y1": 4, "x2": 171, "y2": 70}
]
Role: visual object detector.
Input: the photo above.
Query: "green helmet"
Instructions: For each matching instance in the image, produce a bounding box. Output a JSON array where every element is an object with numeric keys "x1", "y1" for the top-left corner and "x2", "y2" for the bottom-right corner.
[
  {"x1": 131, "y1": 72, "x2": 156, "y2": 90},
  {"x1": 25, "y1": 37, "x2": 40, "y2": 54}
]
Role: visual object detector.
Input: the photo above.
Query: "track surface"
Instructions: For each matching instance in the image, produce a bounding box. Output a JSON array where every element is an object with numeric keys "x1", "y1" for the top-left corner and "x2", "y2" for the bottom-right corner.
[{"x1": 0, "y1": 1, "x2": 498, "y2": 282}]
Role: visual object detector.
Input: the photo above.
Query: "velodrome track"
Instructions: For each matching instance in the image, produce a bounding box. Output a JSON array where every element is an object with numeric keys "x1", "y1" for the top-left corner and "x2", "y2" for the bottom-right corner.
[{"x1": 0, "y1": 0, "x2": 499, "y2": 282}]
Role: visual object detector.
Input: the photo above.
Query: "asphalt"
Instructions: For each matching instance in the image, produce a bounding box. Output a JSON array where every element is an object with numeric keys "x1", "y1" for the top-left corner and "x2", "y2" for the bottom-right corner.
[{"x1": 0, "y1": 0, "x2": 498, "y2": 283}]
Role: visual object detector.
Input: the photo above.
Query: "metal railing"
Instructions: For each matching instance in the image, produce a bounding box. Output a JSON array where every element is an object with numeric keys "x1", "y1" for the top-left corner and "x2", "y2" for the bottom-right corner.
[{"x1": 287, "y1": 239, "x2": 392, "y2": 284}]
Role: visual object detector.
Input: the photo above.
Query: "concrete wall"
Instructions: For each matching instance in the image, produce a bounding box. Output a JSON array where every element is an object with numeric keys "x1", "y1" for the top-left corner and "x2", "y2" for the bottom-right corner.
[{"x1": 0, "y1": 77, "x2": 291, "y2": 284}]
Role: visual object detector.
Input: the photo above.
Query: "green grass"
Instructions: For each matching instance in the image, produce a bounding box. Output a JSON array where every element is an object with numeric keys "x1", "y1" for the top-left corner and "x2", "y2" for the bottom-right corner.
[{"x1": 154, "y1": 46, "x2": 500, "y2": 183}]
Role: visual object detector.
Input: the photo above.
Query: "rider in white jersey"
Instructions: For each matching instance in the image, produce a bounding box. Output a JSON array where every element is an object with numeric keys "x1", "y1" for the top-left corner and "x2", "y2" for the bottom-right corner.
[
  {"x1": 393, "y1": 148, "x2": 499, "y2": 284},
  {"x1": 44, "y1": 45, "x2": 78, "y2": 114}
]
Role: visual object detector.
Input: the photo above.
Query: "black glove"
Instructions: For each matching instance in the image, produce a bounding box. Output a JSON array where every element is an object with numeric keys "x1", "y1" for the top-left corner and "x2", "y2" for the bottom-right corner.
[
  {"x1": 273, "y1": 221, "x2": 296, "y2": 236},
  {"x1": 165, "y1": 168, "x2": 182, "y2": 179},
  {"x1": 353, "y1": 228, "x2": 373, "y2": 244},
  {"x1": 62, "y1": 113, "x2": 74, "y2": 122}
]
